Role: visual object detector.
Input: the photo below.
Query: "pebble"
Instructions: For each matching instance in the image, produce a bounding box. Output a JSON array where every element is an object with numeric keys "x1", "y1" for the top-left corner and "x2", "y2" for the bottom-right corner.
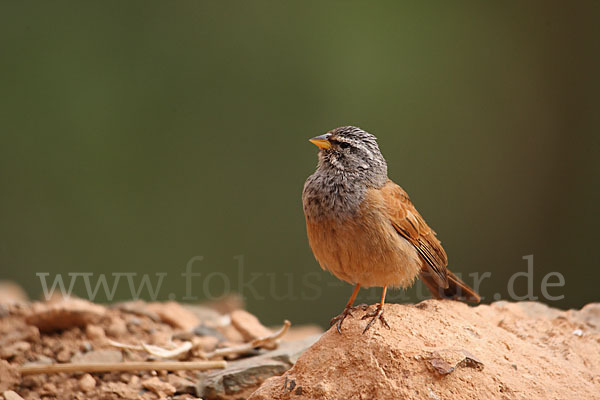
[
  {"x1": 55, "y1": 348, "x2": 71, "y2": 363},
  {"x1": 25, "y1": 298, "x2": 105, "y2": 332},
  {"x1": 106, "y1": 318, "x2": 128, "y2": 337},
  {"x1": 78, "y1": 374, "x2": 96, "y2": 392},
  {"x1": 0, "y1": 341, "x2": 31, "y2": 359},
  {"x1": 85, "y1": 324, "x2": 106, "y2": 341},
  {"x1": 230, "y1": 310, "x2": 272, "y2": 341},
  {"x1": 3, "y1": 390, "x2": 25, "y2": 400},
  {"x1": 146, "y1": 302, "x2": 200, "y2": 331},
  {"x1": 142, "y1": 377, "x2": 176, "y2": 397}
]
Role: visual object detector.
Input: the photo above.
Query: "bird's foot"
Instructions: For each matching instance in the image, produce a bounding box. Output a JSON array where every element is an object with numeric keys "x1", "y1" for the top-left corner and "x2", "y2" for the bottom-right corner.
[
  {"x1": 330, "y1": 304, "x2": 368, "y2": 334},
  {"x1": 361, "y1": 305, "x2": 390, "y2": 333}
]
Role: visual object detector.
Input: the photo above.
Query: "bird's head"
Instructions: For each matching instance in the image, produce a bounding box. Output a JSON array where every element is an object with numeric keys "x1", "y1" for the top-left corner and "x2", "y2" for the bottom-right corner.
[{"x1": 309, "y1": 126, "x2": 388, "y2": 185}]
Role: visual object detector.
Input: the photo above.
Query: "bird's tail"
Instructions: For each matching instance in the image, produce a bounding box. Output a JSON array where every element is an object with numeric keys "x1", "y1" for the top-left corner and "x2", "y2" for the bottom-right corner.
[{"x1": 419, "y1": 269, "x2": 480, "y2": 303}]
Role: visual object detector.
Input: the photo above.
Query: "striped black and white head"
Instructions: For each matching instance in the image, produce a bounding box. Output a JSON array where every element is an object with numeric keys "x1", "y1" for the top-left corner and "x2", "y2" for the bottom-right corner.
[{"x1": 308, "y1": 126, "x2": 388, "y2": 187}]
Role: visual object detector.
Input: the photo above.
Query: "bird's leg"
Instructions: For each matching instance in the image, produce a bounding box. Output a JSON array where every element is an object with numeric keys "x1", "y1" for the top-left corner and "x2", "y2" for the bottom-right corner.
[
  {"x1": 362, "y1": 286, "x2": 391, "y2": 333},
  {"x1": 330, "y1": 284, "x2": 361, "y2": 334}
]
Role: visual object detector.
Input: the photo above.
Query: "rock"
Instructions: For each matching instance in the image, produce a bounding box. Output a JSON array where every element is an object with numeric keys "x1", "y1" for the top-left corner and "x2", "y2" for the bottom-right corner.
[
  {"x1": 101, "y1": 381, "x2": 139, "y2": 399},
  {"x1": 230, "y1": 310, "x2": 272, "y2": 342},
  {"x1": 197, "y1": 358, "x2": 290, "y2": 400},
  {"x1": 167, "y1": 374, "x2": 196, "y2": 394},
  {"x1": 425, "y1": 348, "x2": 484, "y2": 375},
  {"x1": 85, "y1": 324, "x2": 106, "y2": 341},
  {"x1": 221, "y1": 324, "x2": 245, "y2": 343},
  {"x1": 2, "y1": 390, "x2": 25, "y2": 400},
  {"x1": 25, "y1": 298, "x2": 105, "y2": 332},
  {"x1": 0, "y1": 360, "x2": 20, "y2": 392},
  {"x1": 106, "y1": 318, "x2": 128, "y2": 337},
  {"x1": 0, "y1": 325, "x2": 39, "y2": 348},
  {"x1": 71, "y1": 349, "x2": 123, "y2": 364},
  {"x1": 142, "y1": 377, "x2": 176, "y2": 397},
  {"x1": 55, "y1": 348, "x2": 71, "y2": 363},
  {"x1": 81, "y1": 341, "x2": 93, "y2": 352},
  {"x1": 192, "y1": 335, "x2": 219, "y2": 353},
  {"x1": 195, "y1": 335, "x2": 318, "y2": 399},
  {"x1": 78, "y1": 374, "x2": 96, "y2": 392},
  {"x1": 192, "y1": 324, "x2": 226, "y2": 340},
  {"x1": 146, "y1": 302, "x2": 200, "y2": 331},
  {"x1": 0, "y1": 281, "x2": 28, "y2": 304},
  {"x1": 249, "y1": 301, "x2": 600, "y2": 400},
  {"x1": 0, "y1": 341, "x2": 31, "y2": 360}
]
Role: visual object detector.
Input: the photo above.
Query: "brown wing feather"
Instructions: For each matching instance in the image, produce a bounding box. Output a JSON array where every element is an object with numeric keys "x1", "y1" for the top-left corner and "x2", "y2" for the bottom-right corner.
[{"x1": 381, "y1": 180, "x2": 449, "y2": 288}]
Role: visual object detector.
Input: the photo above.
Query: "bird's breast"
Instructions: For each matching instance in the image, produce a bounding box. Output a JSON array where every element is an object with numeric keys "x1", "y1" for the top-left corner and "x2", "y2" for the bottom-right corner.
[{"x1": 302, "y1": 182, "x2": 422, "y2": 288}]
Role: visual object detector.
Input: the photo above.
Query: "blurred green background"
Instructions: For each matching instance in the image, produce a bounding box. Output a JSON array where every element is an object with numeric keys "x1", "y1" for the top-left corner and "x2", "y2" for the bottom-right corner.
[{"x1": 1, "y1": 1, "x2": 598, "y2": 327}]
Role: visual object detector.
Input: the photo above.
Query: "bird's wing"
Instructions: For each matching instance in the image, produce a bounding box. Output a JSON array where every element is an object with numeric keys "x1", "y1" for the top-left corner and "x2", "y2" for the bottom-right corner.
[{"x1": 381, "y1": 180, "x2": 449, "y2": 288}]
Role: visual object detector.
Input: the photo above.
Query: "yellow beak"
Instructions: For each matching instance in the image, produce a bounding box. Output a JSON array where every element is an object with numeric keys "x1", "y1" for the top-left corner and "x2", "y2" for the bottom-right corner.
[{"x1": 309, "y1": 133, "x2": 332, "y2": 150}]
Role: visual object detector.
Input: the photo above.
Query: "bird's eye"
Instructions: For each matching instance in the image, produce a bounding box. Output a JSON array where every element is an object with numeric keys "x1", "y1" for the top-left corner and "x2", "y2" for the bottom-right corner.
[{"x1": 339, "y1": 142, "x2": 350, "y2": 149}]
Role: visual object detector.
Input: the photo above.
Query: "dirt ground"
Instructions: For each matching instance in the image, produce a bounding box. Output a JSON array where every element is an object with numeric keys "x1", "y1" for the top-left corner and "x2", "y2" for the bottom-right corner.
[
  {"x1": 1, "y1": 281, "x2": 599, "y2": 400},
  {"x1": 0, "y1": 285, "x2": 320, "y2": 400}
]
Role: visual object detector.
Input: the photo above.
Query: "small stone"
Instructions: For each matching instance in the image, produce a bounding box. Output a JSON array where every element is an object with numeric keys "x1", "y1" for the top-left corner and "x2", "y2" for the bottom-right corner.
[
  {"x1": 81, "y1": 341, "x2": 93, "y2": 352},
  {"x1": 0, "y1": 325, "x2": 40, "y2": 348},
  {"x1": 197, "y1": 358, "x2": 289, "y2": 399},
  {"x1": 221, "y1": 324, "x2": 245, "y2": 343},
  {"x1": 426, "y1": 349, "x2": 484, "y2": 375},
  {"x1": 150, "y1": 330, "x2": 172, "y2": 346},
  {"x1": 85, "y1": 324, "x2": 106, "y2": 341},
  {"x1": 41, "y1": 382, "x2": 57, "y2": 394},
  {"x1": 192, "y1": 336, "x2": 219, "y2": 352},
  {"x1": 129, "y1": 375, "x2": 140, "y2": 385},
  {"x1": 146, "y1": 302, "x2": 200, "y2": 331},
  {"x1": 106, "y1": 318, "x2": 128, "y2": 337},
  {"x1": 25, "y1": 298, "x2": 105, "y2": 332},
  {"x1": 78, "y1": 373, "x2": 96, "y2": 392},
  {"x1": 142, "y1": 377, "x2": 176, "y2": 397},
  {"x1": 3, "y1": 390, "x2": 25, "y2": 400},
  {"x1": 193, "y1": 324, "x2": 226, "y2": 340},
  {"x1": 55, "y1": 348, "x2": 71, "y2": 363},
  {"x1": 167, "y1": 374, "x2": 196, "y2": 394},
  {"x1": 0, "y1": 360, "x2": 20, "y2": 392},
  {"x1": 20, "y1": 375, "x2": 44, "y2": 389},
  {"x1": 573, "y1": 329, "x2": 583, "y2": 337},
  {"x1": 230, "y1": 310, "x2": 272, "y2": 342},
  {"x1": 71, "y1": 349, "x2": 123, "y2": 364},
  {"x1": 102, "y1": 381, "x2": 139, "y2": 399},
  {"x1": 0, "y1": 341, "x2": 31, "y2": 359}
]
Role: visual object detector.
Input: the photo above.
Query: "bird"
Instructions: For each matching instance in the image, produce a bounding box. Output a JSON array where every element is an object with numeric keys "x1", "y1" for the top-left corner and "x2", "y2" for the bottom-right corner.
[{"x1": 302, "y1": 126, "x2": 480, "y2": 334}]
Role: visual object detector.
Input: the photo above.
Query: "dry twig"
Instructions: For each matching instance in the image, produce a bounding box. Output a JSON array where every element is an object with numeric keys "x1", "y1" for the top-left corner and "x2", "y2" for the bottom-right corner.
[
  {"x1": 107, "y1": 339, "x2": 193, "y2": 359},
  {"x1": 19, "y1": 360, "x2": 226, "y2": 375},
  {"x1": 202, "y1": 319, "x2": 291, "y2": 359}
]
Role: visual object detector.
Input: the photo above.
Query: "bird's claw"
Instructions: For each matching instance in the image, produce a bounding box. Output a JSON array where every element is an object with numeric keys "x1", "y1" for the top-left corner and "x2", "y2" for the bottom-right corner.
[
  {"x1": 330, "y1": 304, "x2": 365, "y2": 334},
  {"x1": 361, "y1": 305, "x2": 390, "y2": 333}
]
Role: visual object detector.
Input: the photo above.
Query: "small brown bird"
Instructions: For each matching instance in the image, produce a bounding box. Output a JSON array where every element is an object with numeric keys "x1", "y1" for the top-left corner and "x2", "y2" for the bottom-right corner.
[{"x1": 302, "y1": 126, "x2": 480, "y2": 333}]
